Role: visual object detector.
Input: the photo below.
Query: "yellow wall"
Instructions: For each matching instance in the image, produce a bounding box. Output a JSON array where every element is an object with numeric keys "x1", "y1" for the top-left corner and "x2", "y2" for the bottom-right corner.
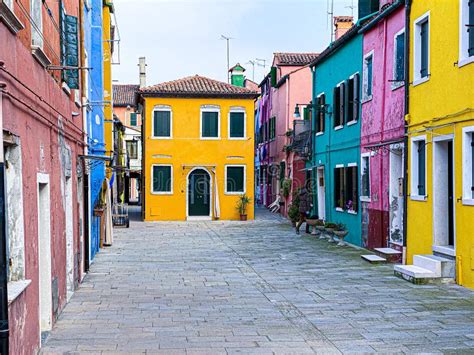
[
  {"x1": 103, "y1": 2, "x2": 113, "y2": 160},
  {"x1": 143, "y1": 97, "x2": 255, "y2": 221},
  {"x1": 407, "y1": 0, "x2": 474, "y2": 288}
]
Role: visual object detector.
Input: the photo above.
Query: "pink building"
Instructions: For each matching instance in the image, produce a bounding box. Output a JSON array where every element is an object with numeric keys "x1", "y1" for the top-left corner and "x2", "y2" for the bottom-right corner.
[
  {"x1": 359, "y1": 1, "x2": 406, "y2": 250},
  {"x1": 256, "y1": 53, "x2": 318, "y2": 216}
]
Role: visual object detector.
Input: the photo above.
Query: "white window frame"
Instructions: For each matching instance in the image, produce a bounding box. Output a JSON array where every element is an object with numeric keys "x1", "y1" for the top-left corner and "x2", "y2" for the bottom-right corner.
[
  {"x1": 225, "y1": 165, "x2": 246, "y2": 195},
  {"x1": 347, "y1": 72, "x2": 360, "y2": 125},
  {"x1": 360, "y1": 152, "x2": 371, "y2": 202},
  {"x1": 151, "y1": 105, "x2": 172, "y2": 139},
  {"x1": 30, "y1": 0, "x2": 43, "y2": 48},
  {"x1": 4, "y1": 0, "x2": 13, "y2": 10},
  {"x1": 459, "y1": 0, "x2": 474, "y2": 67},
  {"x1": 228, "y1": 106, "x2": 246, "y2": 140},
  {"x1": 462, "y1": 126, "x2": 474, "y2": 205},
  {"x1": 200, "y1": 105, "x2": 221, "y2": 140},
  {"x1": 362, "y1": 50, "x2": 374, "y2": 102},
  {"x1": 151, "y1": 164, "x2": 173, "y2": 195},
  {"x1": 413, "y1": 11, "x2": 430, "y2": 86},
  {"x1": 392, "y1": 28, "x2": 406, "y2": 90},
  {"x1": 410, "y1": 135, "x2": 427, "y2": 201},
  {"x1": 334, "y1": 80, "x2": 345, "y2": 130}
]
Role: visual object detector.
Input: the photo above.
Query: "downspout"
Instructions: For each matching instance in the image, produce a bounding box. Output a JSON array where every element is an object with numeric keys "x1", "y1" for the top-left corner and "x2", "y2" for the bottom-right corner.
[
  {"x1": 402, "y1": 0, "x2": 411, "y2": 264},
  {"x1": 380, "y1": 18, "x2": 388, "y2": 245},
  {"x1": 311, "y1": 66, "x2": 316, "y2": 217}
]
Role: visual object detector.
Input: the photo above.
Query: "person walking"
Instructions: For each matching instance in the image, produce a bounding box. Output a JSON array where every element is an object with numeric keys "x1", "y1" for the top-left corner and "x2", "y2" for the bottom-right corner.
[{"x1": 296, "y1": 187, "x2": 310, "y2": 235}]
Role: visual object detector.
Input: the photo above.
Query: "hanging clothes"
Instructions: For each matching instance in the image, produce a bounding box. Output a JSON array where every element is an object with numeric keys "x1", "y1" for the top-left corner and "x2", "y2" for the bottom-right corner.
[{"x1": 104, "y1": 177, "x2": 114, "y2": 246}]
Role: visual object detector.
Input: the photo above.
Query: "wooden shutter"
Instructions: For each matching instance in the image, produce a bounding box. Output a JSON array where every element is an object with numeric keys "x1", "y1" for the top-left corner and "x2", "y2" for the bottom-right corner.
[
  {"x1": 227, "y1": 167, "x2": 244, "y2": 192},
  {"x1": 154, "y1": 111, "x2": 170, "y2": 137},
  {"x1": 367, "y1": 56, "x2": 373, "y2": 97},
  {"x1": 279, "y1": 161, "x2": 286, "y2": 188},
  {"x1": 417, "y1": 141, "x2": 426, "y2": 195},
  {"x1": 270, "y1": 67, "x2": 277, "y2": 87},
  {"x1": 230, "y1": 112, "x2": 244, "y2": 138},
  {"x1": 320, "y1": 94, "x2": 325, "y2": 132},
  {"x1": 396, "y1": 34, "x2": 405, "y2": 81},
  {"x1": 420, "y1": 21, "x2": 429, "y2": 77},
  {"x1": 333, "y1": 87, "x2": 339, "y2": 127},
  {"x1": 130, "y1": 113, "x2": 137, "y2": 126},
  {"x1": 303, "y1": 107, "x2": 309, "y2": 121},
  {"x1": 60, "y1": 1, "x2": 79, "y2": 89},
  {"x1": 340, "y1": 83, "x2": 345, "y2": 125},
  {"x1": 153, "y1": 166, "x2": 171, "y2": 192},
  {"x1": 469, "y1": 0, "x2": 474, "y2": 56},
  {"x1": 353, "y1": 73, "x2": 360, "y2": 121},
  {"x1": 202, "y1": 112, "x2": 218, "y2": 137}
]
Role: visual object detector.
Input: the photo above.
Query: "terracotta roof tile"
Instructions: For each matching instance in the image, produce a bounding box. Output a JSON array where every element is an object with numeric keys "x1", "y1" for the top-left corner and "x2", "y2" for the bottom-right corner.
[
  {"x1": 274, "y1": 52, "x2": 320, "y2": 66},
  {"x1": 139, "y1": 75, "x2": 258, "y2": 98},
  {"x1": 113, "y1": 84, "x2": 139, "y2": 107}
]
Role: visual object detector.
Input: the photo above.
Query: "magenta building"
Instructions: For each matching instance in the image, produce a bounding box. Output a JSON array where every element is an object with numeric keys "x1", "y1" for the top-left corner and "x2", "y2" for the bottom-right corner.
[{"x1": 359, "y1": 0, "x2": 406, "y2": 250}]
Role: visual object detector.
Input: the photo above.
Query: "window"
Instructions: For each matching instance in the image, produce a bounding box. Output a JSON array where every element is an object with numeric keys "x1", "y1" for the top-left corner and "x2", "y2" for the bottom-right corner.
[
  {"x1": 30, "y1": 0, "x2": 43, "y2": 47},
  {"x1": 462, "y1": 127, "x2": 474, "y2": 203},
  {"x1": 333, "y1": 83, "x2": 344, "y2": 128},
  {"x1": 361, "y1": 154, "x2": 371, "y2": 200},
  {"x1": 201, "y1": 108, "x2": 220, "y2": 138},
  {"x1": 229, "y1": 110, "x2": 245, "y2": 138},
  {"x1": 411, "y1": 137, "x2": 426, "y2": 199},
  {"x1": 279, "y1": 161, "x2": 286, "y2": 188},
  {"x1": 363, "y1": 52, "x2": 373, "y2": 100},
  {"x1": 459, "y1": 0, "x2": 474, "y2": 66},
  {"x1": 393, "y1": 30, "x2": 405, "y2": 86},
  {"x1": 226, "y1": 165, "x2": 245, "y2": 194},
  {"x1": 130, "y1": 112, "x2": 137, "y2": 127},
  {"x1": 345, "y1": 165, "x2": 358, "y2": 213},
  {"x1": 152, "y1": 165, "x2": 172, "y2": 194},
  {"x1": 414, "y1": 13, "x2": 430, "y2": 84},
  {"x1": 126, "y1": 140, "x2": 137, "y2": 159},
  {"x1": 269, "y1": 116, "x2": 276, "y2": 140},
  {"x1": 347, "y1": 73, "x2": 359, "y2": 123},
  {"x1": 316, "y1": 93, "x2": 325, "y2": 134},
  {"x1": 334, "y1": 166, "x2": 345, "y2": 209},
  {"x1": 153, "y1": 107, "x2": 171, "y2": 138}
]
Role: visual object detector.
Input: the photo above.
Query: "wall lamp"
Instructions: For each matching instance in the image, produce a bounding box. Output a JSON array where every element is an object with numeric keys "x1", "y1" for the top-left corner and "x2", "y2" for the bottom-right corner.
[{"x1": 293, "y1": 102, "x2": 314, "y2": 118}]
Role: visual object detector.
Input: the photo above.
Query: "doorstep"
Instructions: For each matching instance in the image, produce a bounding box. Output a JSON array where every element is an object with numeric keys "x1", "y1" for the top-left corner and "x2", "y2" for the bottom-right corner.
[{"x1": 361, "y1": 254, "x2": 387, "y2": 264}]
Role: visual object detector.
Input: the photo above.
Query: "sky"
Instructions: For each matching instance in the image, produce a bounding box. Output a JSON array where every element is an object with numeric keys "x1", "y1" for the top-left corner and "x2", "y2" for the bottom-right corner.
[{"x1": 112, "y1": 0, "x2": 357, "y2": 86}]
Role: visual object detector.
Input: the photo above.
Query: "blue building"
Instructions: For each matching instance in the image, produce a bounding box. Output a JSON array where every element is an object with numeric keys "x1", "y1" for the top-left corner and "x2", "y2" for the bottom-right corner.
[
  {"x1": 83, "y1": 0, "x2": 106, "y2": 263},
  {"x1": 309, "y1": 23, "x2": 366, "y2": 246}
]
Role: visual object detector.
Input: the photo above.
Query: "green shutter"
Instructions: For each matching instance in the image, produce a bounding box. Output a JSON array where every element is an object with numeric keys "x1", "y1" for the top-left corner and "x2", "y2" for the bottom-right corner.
[
  {"x1": 130, "y1": 113, "x2": 137, "y2": 126},
  {"x1": 227, "y1": 166, "x2": 244, "y2": 192},
  {"x1": 59, "y1": 1, "x2": 79, "y2": 89},
  {"x1": 153, "y1": 166, "x2": 171, "y2": 192},
  {"x1": 396, "y1": 34, "x2": 405, "y2": 81},
  {"x1": 230, "y1": 112, "x2": 244, "y2": 138},
  {"x1": 270, "y1": 67, "x2": 277, "y2": 87},
  {"x1": 153, "y1": 111, "x2": 170, "y2": 137},
  {"x1": 417, "y1": 141, "x2": 426, "y2": 196},
  {"x1": 420, "y1": 21, "x2": 429, "y2": 77},
  {"x1": 343, "y1": 81, "x2": 349, "y2": 124},
  {"x1": 469, "y1": 0, "x2": 474, "y2": 56},
  {"x1": 279, "y1": 161, "x2": 286, "y2": 187},
  {"x1": 353, "y1": 74, "x2": 359, "y2": 121},
  {"x1": 367, "y1": 56, "x2": 373, "y2": 97},
  {"x1": 202, "y1": 112, "x2": 218, "y2": 137},
  {"x1": 333, "y1": 87, "x2": 339, "y2": 127}
]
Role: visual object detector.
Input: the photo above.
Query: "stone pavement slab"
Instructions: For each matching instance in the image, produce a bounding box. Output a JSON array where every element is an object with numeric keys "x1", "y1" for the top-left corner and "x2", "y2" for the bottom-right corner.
[{"x1": 41, "y1": 207, "x2": 474, "y2": 354}]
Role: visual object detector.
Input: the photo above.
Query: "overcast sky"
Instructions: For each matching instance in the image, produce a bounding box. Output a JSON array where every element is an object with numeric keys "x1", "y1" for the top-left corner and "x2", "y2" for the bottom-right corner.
[{"x1": 112, "y1": 0, "x2": 357, "y2": 86}]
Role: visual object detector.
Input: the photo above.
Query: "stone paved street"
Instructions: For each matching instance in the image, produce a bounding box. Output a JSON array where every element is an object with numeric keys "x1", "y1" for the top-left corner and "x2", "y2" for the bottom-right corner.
[{"x1": 41, "y1": 208, "x2": 474, "y2": 354}]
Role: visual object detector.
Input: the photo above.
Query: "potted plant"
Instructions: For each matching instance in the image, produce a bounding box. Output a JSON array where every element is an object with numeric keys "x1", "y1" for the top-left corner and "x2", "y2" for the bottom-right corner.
[
  {"x1": 287, "y1": 204, "x2": 299, "y2": 227},
  {"x1": 324, "y1": 222, "x2": 337, "y2": 242},
  {"x1": 315, "y1": 219, "x2": 326, "y2": 238},
  {"x1": 333, "y1": 223, "x2": 349, "y2": 246},
  {"x1": 281, "y1": 179, "x2": 292, "y2": 198},
  {"x1": 306, "y1": 215, "x2": 319, "y2": 235},
  {"x1": 236, "y1": 194, "x2": 251, "y2": 221}
]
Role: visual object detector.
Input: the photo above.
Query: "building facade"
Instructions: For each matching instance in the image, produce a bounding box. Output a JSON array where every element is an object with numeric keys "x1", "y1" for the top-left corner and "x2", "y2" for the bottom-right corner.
[
  {"x1": 138, "y1": 75, "x2": 257, "y2": 221},
  {"x1": 359, "y1": 0, "x2": 406, "y2": 250},
  {"x1": 401, "y1": 0, "x2": 474, "y2": 288},
  {"x1": 0, "y1": 0, "x2": 85, "y2": 352}
]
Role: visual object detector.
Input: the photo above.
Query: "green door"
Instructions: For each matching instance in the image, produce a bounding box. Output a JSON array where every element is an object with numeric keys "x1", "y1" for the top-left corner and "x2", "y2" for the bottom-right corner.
[{"x1": 188, "y1": 169, "x2": 211, "y2": 217}]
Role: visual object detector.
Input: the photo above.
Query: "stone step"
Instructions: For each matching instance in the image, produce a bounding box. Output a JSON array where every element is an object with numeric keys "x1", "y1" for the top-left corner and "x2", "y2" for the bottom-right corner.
[
  {"x1": 373, "y1": 247, "x2": 402, "y2": 263},
  {"x1": 361, "y1": 254, "x2": 387, "y2": 264},
  {"x1": 394, "y1": 264, "x2": 437, "y2": 284},
  {"x1": 413, "y1": 254, "x2": 455, "y2": 278}
]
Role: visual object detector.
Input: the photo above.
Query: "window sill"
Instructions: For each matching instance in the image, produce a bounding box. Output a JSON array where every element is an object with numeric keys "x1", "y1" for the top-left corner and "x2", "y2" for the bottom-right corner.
[
  {"x1": 410, "y1": 194, "x2": 427, "y2": 201},
  {"x1": 150, "y1": 191, "x2": 173, "y2": 195},
  {"x1": 462, "y1": 198, "x2": 474, "y2": 206},
  {"x1": 335, "y1": 207, "x2": 344, "y2": 212},
  {"x1": 347, "y1": 120, "x2": 358, "y2": 126},
  {"x1": 412, "y1": 76, "x2": 429, "y2": 87},
  {"x1": 200, "y1": 137, "x2": 221, "y2": 140},
  {"x1": 316, "y1": 132, "x2": 324, "y2": 136},
  {"x1": 347, "y1": 210, "x2": 358, "y2": 215},
  {"x1": 360, "y1": 196, "x2": 371, "y2": 203},
  {"x1": 8, "y1": 279, "x2": 31, "y2": 305},
  {"x1": 31, "y1": 45, "x2": 52, "y2": 68},
  {"x1": 334, "y1": 125, "x2": 344, "y2": 131},
  {"x1": 432, "y1": 245, "x2": 455, "y2": 257},
  {"x1": 362, "y1": 96, "x2": 372, "y2": 104},
  {"x1": 151, "y1": 136, "x2": 172, "y2": 140},
  {"x1": 391, "y1": 82, "x2": 405, "y2": 91},
  {"x1": 0, "y1": 2, "x2": 24, "y2": 34},
  {"x1": 225, "y1": 191, "x2": 246, "y2": 195},
  {"x1": 62, "y1": 82, "x2": 71, "y2": 95},
  {"x1": 228, "y1": 137, "x2": 247, "y2": 140},
  {"x1": 458, "y1": 56, "x2": 474, "y2": 68}
]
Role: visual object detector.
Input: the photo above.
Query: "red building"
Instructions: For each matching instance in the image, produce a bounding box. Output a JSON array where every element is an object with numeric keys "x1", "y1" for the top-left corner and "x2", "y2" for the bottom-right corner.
[{"x1": 0, "y1": 0, "x2": 85, "y2": 353}]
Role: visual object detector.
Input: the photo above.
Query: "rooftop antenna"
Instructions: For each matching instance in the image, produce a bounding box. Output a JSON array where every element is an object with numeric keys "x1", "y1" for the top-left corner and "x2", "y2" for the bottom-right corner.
[
  {"x1": 345, "y1": 0, "x2": 355, "y2": 17},
  {"x1": 327, "y1": 0, "x2": 334, "y2": 42},
  {"x1": 246, "y1": 60, "x2": 256, "y2": 81},
  {"x1": 220, "y1": 35, "x2": 233, "y2": 83},
  {"x1": 255, "y1": 58, "x2": 267, "y2": 69}
]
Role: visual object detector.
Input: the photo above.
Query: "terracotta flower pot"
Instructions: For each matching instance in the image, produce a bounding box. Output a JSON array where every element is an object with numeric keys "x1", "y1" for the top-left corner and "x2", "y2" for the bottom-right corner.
[
  {"x1": 240, "y1": 214, "x2": 248, "y2": 221},
  {"x1": 93, "y1": 208, "x2": 104, "y2": 217},
  {"x1": 306, "y1": 219, "x2": 319, "y2": 226},
  {"x1": 334, "y1": 230, "x2": 349, "y2": 246}
]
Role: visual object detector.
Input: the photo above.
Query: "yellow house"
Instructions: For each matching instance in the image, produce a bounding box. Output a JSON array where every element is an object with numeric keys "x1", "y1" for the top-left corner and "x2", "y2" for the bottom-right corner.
[
  {"x1": 137, "y1": 75, "x2": 258, "y2": 221},
  {"x1": 103, "y1": 0, "x2": 114, "y2": 161},
  {"x1": 398, "y1": 0, "x2": 474, "y2": 288}
]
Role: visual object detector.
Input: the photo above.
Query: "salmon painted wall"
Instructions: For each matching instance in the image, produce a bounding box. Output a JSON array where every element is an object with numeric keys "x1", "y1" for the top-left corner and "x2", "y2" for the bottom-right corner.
[
  {"x1": 114, "y1": 106, "x2": 142, "y2": 127},
  {"x1": 143, "y1": 97, "x2": 255, "y2": 221}
]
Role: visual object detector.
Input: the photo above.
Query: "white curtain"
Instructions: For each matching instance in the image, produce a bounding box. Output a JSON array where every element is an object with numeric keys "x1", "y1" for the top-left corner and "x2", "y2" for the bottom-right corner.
[{"x1": 212, "y1": 169, "x2": 220, "y2": 219}]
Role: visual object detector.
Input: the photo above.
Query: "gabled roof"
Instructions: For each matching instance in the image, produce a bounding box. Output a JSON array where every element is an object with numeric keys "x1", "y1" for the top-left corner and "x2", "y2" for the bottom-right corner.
[
  {"x1": 139, "y1": 75, "x2": 259, "y2": 99},
  {"x1": 229, "y1": 63, "x2": 245, "y2": 72},
  {"x1": 113, "y1": 84, "x2": 139, "y2": 107},
  {"x1": 274, "y1": 52, "x2": 320, "y2": 66}
]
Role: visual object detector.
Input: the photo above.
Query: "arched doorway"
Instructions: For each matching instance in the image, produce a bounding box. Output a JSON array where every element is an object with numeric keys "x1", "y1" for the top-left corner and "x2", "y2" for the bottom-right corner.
[{"x1": 187, "y1": 168, "x2": 211, "y2": 218}]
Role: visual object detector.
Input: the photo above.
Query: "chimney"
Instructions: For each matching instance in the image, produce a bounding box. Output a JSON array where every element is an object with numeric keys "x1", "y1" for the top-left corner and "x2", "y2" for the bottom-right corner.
[
  {"x1": 334, "y1": 16, "x2": 354, "y2": 40},
  {"x1": 138, "y1": 57, "x2": 147, "y2": 88}
]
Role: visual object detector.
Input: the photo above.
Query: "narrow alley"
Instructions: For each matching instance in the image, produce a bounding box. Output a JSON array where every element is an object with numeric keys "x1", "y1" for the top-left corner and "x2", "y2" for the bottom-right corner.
[{"x1": 41, "y1": 209, "x2": 474, "y2": 354}]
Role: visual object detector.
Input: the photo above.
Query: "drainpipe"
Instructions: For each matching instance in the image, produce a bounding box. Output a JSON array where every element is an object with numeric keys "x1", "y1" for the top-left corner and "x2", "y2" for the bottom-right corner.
[
  {"x1": 381, "y1": 17, "x2": 388, "y2": 246},
  {"x1": 402, "y1": 0, "x2": 412, "y2": 265},
  {"x1": 0, "y1": 83, "x2": 9, "y2": 355}
]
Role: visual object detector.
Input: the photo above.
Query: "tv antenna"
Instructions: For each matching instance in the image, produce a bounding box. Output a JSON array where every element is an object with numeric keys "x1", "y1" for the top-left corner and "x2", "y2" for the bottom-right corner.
[{"x1": 246, "y1": 60, "x2": 256, "y2": 81}]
